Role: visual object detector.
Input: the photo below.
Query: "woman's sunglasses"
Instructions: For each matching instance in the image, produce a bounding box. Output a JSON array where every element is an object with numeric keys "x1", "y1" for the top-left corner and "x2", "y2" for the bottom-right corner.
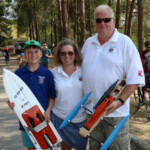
[
  {"x1": 95, "y1": 18, "x2": 112, "y2": 23},
  {"x1": 60, "y1": 51, "x2": 74, "y2": 56}
]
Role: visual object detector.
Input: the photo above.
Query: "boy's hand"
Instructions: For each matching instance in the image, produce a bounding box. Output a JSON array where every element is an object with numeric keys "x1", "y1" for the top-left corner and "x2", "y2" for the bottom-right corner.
[
  {"x1": 7, "y1": 100, "x2": 15, "y2": 110},
  {"x1": 44, "y1": 109, "x2": 51, "y2": 123}
]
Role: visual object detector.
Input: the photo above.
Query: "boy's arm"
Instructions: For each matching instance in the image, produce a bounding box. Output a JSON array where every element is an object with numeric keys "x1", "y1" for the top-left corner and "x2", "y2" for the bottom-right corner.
[{"x1": 45, "y1": 98, "x2": 55, "y2": 122}]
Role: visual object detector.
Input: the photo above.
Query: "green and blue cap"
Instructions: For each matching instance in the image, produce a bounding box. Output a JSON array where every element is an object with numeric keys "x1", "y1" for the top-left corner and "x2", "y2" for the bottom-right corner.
[{"x1": 23, "y1": 40, "x2": 41, "y2": 51}]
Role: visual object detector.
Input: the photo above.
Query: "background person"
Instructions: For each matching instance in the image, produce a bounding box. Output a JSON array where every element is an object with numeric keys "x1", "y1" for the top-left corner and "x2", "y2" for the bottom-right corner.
[
  {"x1": 51, "y1": 38, "x2": 88, "y2": 150},
  {"x1": 140, "y1": 41, "x2": 150, "y2": 98},
  {"x1": 81, "y1": 5, "x2": 145, "y2": 150},
  {"x1": 2, "y1": 45, "x2": 11, "y2": 67},
  {"x1": 41, "y1": 43, "x2": 53, "y2": 69},
  {"x1": 140, "y1": 41, "x2": 150, "y2": 73},
  {"x1": 7, "y1": 40, "x2": 56, "y2": 150}
]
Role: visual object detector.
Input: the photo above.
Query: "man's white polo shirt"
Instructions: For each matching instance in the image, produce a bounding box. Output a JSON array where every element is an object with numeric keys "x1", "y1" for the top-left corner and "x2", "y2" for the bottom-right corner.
[
  {"x1": 52, "y1": 66, "x2": 86, "y2": 123},
  {"x1": 81, "y1": 29, "x2": 145, "y2": 117}
]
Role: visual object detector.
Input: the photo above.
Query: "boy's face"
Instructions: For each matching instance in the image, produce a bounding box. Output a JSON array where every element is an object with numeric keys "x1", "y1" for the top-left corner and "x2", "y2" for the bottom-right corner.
[{"x1": 24, "y1": 47, "x2": 42, "y2": 65}]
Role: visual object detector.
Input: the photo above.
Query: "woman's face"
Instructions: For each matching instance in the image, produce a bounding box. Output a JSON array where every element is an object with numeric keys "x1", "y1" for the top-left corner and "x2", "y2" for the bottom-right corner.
[{"x1": 60, "y1": 45, "x2": 75, "y2": 67}]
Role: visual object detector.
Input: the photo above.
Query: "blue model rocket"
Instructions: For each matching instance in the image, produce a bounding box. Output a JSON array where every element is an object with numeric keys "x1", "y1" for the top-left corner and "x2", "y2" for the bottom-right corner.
[
  {"x1": 59, "y1": 92, "x2": 92, "y2": 129},
  {"x1": 100, "y1": 114, "x2": 130, "y2": 150}
]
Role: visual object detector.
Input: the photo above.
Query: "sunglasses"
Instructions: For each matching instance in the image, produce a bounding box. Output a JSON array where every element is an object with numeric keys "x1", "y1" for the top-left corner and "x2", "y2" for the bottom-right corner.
[
  {"x1": 60, "y1": 51, "x2": 75, "y2": 56},
  {"x1": 95, "y1": 18, "x2": 112, "y2": 23}
]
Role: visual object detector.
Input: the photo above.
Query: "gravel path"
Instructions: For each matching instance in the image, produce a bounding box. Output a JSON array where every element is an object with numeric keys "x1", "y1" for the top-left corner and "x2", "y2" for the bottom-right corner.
[{"x1": 0, "y1": 52, "x2": 25, "y2": 150}]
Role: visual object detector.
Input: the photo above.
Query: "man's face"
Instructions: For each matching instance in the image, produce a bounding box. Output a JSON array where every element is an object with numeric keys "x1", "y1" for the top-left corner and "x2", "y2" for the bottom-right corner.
[
  {"x1": 43, "y1": 44, "x2": 47, "y2": 50},
  {"x1": 95, "y1": 9, "x2": 115, "y2": 41}
]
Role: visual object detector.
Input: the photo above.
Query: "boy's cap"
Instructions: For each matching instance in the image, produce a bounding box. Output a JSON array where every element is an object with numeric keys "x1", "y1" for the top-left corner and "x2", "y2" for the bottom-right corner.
[{"x1": 23, "y1": 40, "x2": 41, "y2": 51}]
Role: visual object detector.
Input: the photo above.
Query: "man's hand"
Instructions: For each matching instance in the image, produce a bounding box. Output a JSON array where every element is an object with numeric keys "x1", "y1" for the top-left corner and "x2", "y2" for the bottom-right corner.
[{"x1": 105, "y1": 100, "x2": 122, "y2": 115}]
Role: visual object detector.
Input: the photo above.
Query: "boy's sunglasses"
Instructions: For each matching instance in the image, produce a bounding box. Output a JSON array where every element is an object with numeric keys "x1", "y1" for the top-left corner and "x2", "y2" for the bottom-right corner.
[
  {"x1": 95, "y1": 18, "x2": 112, "y2": 23},
  {"x1": 60, "y1": 51, "x2": 74, "y2": 56}
]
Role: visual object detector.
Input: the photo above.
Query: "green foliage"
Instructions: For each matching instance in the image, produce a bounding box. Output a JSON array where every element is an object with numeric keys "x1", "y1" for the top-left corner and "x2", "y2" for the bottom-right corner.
[
  {"x1": 0, "y1": 1, "x2": 5, "y2": 17},
  {"x1": 1, "y1": 0, "x2": 150, "y2": 49},
  {"x1": 0, "y1": 1, "x2": 13, "y2": 46}
]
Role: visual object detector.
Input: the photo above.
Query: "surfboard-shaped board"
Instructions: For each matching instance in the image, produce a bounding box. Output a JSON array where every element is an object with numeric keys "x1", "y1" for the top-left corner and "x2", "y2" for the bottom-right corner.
[
  {"x1": 3, "y1": 68, "x2": 62, "y2": 150},
  {"x1": 79, "y1": 77, "x2": 126, "y2": 138}
]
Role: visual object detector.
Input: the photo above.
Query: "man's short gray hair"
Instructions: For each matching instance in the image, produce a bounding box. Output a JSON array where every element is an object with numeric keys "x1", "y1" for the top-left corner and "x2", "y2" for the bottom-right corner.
[{"x1": 94, "y1": 5, "x2": 114, "y2": 19}]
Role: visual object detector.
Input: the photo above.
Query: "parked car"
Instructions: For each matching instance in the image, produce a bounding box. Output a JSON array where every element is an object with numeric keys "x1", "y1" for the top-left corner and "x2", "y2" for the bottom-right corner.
[{"x1": 15, "y1": 41, "x2": 24, "y2": 54}]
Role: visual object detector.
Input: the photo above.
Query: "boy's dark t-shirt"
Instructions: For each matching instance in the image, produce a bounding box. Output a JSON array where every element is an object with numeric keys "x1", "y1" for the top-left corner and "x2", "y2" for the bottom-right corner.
[{"x1": 15, "y1": 64, "x2": 56, "y2": 131}]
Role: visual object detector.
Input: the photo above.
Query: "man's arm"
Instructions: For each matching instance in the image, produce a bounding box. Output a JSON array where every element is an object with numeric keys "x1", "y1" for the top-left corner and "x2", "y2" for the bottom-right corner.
[{"x1": 106, "y1": 84, "x2": 139, "y2": 115}]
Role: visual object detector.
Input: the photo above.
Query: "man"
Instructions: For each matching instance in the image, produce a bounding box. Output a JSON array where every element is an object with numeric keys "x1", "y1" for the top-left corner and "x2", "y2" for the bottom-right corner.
[
  {"x1": 81, "y1": 5, "x2": 145, "y2": 150},
  {"x1": 41, "y1": 43, "x2": 53, "y2": 69}
]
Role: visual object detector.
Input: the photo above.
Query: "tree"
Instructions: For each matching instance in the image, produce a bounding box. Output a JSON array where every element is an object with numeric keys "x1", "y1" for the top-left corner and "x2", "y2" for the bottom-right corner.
[
  {"x1": 80, "y1": 0, "x2": 85, "y2": 47},
  {"x1": 0, "y1": 1, "x2": 12, "y2": 46},
  {"x1": 62, "y1": 0, "x2": 69, "y2": 37},
  {"x1": 115, "y1": 0, "x2": 121, "y2": 29},
  {"x1": 127, "y1": 0, "x2": 135, "y2": 37},
  {"x1": 124, "y1": 0, "x2": 129, "y2": 35},
  {"x1": 137, "y1": 0, "x2": 143, "y2": 53},
  {"x1": 58, "y1": 0, "x2": 63, "y2": 40}
]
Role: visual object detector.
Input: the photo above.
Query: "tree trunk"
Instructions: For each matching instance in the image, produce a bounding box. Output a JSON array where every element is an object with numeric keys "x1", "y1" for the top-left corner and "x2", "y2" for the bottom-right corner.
[
  {"x1": 88, "y1": 0, "x2": 91, "y2": 37},
  {"x1": 35, "y1": 22, "x2": 39, "y2": 41},
  {"x1": 127, "y1": 0, "x2": 135, "y2": 37},
  {"x1": 77, "y1": 0, "x2": 80, "y2": 44},
  {"x1": 124, "y1": 0, "x2": 129, "y2": 35},
  {"x1": 108, "y1": 0, "x2": 112, "y2": 6},
  {"x1": 58, "y1": 0, "x2": 63, "y2": 40},
  {"x1": 32, "y1": 21, "x2": 35, "y2": 40},
  {"x1": 80, "y1": 0, "x2": 85, "y2": 47},
  {"x1": 62, "y1": 0, "x2": 69, "y2": 38},
  {"x1": 73, "y1": 0, "x2": 77, "y2": 40},
  {"x1": 115, "y1": 0, "x2": 121, "y2": 30},
  {"x1": 53, "y1": 14, "x2": 57, "y2": 46},
  {"x1": 137, "y1": 0, "x2": 143, "y2": 53}
]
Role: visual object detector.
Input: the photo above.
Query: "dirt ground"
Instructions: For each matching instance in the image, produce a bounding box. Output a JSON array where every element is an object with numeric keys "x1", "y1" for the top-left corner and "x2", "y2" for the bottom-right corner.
[
  {"x1": 0, "y1": 52, "x2": 150, "y2": 150},
  {"x1": 130, "y1": 94, "x2": 150, "y2": 149}
]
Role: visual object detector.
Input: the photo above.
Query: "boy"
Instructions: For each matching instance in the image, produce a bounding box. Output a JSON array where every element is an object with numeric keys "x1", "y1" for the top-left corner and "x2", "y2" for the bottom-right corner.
[{"x1": 7, "y1": 40, "x2": 56, "y2": 150}]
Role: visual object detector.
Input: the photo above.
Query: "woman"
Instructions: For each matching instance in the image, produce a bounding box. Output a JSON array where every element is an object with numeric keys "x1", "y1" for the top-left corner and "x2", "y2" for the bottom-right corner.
[{"x1": 51, "y1": 38, "x2": 87, "y2": 150}]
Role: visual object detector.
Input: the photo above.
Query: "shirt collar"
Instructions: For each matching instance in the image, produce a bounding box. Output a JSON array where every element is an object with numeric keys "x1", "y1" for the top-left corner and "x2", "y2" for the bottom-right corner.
[
  {"x1": 22, "y1": 63, "x2": 43, "y2": 73},
  {"x1": 57, "y1": 65, "x2": 79, "y2": 77},
  {"x1": 91, "y1": 28, "x2": 119, "y2": 45}
]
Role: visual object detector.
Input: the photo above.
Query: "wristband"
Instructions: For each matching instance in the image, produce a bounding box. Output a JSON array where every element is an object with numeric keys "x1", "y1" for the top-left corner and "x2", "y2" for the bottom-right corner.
[{"x1": 118, "y1": 98, "x2": 125, "y2": 105}]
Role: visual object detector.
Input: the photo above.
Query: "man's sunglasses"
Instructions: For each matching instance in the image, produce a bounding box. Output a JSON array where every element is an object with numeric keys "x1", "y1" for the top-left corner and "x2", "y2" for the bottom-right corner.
[
  {"x1": 95, "y1": 18, "x2": 112, "y2": 23},
  {"x1": 60, "y1": 51, "x2": 74, "y2": 56}
]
